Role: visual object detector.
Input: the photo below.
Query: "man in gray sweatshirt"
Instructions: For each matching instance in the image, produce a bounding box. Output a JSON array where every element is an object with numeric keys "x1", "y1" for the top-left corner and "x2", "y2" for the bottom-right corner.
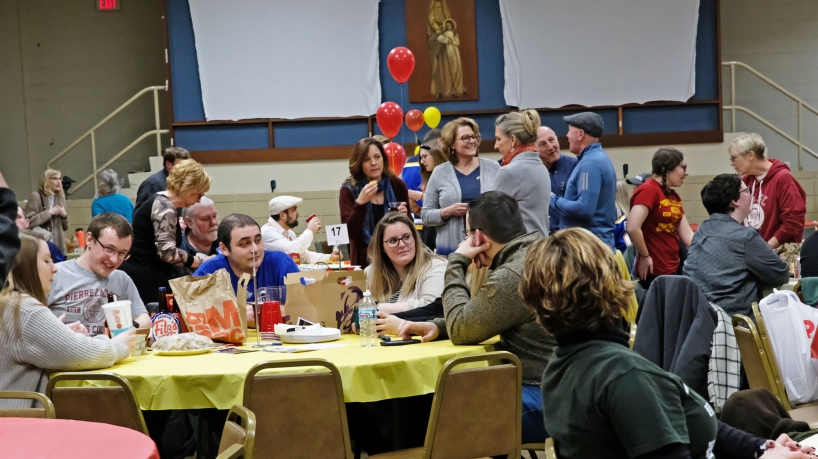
[{"x1": 401, "y1": 191, "x2": 555, "y2": 443}]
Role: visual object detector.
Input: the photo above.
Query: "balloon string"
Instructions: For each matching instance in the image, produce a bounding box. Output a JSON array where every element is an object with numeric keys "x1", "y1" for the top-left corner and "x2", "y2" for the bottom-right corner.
[{"x1": 400, "y1": 83, "x2": 405, "y2": 150}]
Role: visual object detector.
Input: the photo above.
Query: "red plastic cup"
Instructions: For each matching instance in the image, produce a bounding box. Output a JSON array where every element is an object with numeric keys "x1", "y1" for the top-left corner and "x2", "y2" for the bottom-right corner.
[
  {"x1": 289, "y1": 253, "x2": 301, "y2": 264},
  {"x1": 258, "y1": 301, "x2": 282, "y2": 332}
]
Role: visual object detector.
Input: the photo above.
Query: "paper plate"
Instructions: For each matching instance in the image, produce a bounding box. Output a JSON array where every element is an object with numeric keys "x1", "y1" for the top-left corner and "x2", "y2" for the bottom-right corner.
[{"x1": 153, "y1": 348, "x2": 211, "y2": 356}]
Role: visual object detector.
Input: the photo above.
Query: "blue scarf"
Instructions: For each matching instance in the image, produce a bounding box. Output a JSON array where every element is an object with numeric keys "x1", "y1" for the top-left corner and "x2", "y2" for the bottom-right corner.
[{"x1": 343, "y1": 177, "x2": 397, "y2": 246}]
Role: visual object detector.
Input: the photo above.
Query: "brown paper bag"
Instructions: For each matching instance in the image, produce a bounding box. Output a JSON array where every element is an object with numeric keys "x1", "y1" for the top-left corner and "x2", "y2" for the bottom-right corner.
[
  {"x1": 169, "y1": 270, "x2": 249, "y2": 344},
  {"x1": 283, "y1": 269, "x2": 365, "y2": 333}
]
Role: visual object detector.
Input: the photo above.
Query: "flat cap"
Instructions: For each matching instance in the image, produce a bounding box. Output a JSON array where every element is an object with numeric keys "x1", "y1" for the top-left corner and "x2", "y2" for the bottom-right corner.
[
  {"x1": 563, "y1": 112, "x2": 604, "y2": 138},
  {"x1": 269, "y1": 195, "x2": 303, "y2": 215},
  {"x1": 626, "y1": 173, "x2": 650, "y2": 186}
]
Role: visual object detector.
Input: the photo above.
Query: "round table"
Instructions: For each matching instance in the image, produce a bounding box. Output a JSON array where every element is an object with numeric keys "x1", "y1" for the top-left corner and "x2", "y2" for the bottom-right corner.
[
  {"x1": 0, "y1": 418, "x2": 159, "y2": 459},
  {"x1": 54, "y1": 333, "x2": 497, "y2": 411}
]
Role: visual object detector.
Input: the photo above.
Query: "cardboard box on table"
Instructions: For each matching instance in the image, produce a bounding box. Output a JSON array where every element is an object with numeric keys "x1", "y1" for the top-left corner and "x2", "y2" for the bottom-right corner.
[{"x1": 283, "y1": 269, "x2": 365, "y2": 333}]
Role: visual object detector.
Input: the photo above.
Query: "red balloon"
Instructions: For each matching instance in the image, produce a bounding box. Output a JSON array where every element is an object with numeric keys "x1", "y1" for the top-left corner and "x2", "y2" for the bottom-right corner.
[
  {"x1": 387, "y1": 47, "x2": 416, "y2": 84},
  {"x1": 384, "y1": 142, "x2": 407, "y2": 176},
  {"x1": 376, "y1": 102, "x2": 404, "y2": 139},
  {"x1": 405, "y1": 109, "x2": 424, "y2": 132}
]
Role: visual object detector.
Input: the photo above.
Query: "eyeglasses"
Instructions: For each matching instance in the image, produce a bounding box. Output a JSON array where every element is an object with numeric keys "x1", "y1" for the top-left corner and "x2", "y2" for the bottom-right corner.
[
  {"x1": 383, "y1": 234, "x2": 414, "y2": 248},
  {"x1": 463, "y1": 228, "x2": 481, "y2": 239},
  {"x1": 92, "y1": 237, "x2": 130, "y2": 260},
  {"x1": 740, "y1": 187, "x2": 752, "y2": 195},
  {"x1": 458, "y1": 135, "x2": 480, "y2": 144}
]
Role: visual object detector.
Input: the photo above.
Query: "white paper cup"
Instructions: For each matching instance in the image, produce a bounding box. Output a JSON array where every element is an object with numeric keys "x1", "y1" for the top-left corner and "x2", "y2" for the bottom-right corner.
[{"x1": 102, "y1": 300, "x2": 132, "y2": 337}]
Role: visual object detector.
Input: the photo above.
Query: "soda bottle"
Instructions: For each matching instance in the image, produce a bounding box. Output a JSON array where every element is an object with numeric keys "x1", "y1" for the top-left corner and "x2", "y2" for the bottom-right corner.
[{"x1": 358, "y1": 291, "x2": 378, "y2": 348}]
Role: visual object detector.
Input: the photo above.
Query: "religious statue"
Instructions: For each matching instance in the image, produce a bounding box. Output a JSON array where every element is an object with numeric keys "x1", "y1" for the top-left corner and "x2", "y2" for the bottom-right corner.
[{"x1": 426, "y1": 0, "x2": 466, "y2": 98}]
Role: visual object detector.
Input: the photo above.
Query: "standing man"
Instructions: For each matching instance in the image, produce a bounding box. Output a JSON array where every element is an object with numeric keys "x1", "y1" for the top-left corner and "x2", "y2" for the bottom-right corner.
[
  {"x1": 180, "y1": 197, "x2": 219, "y2": 258},
  {"x1": 261, "y1": 196, "x2": 339, "y2": 264},
  {"x1": 728, "y1": 133, "x2": 806, "y2": 248},
  {"x1": 549, "y1": 112, "x2": 617, "y2": 250},
  {"x1": 134, "y1": 146, "x2": 191, "y2": 212},
  {"x1": 537, "y1": 126, "x2": 578, "y2": 234},
  {"x1": 48, "y1": 213, "x2": 150, "y2": 336}
]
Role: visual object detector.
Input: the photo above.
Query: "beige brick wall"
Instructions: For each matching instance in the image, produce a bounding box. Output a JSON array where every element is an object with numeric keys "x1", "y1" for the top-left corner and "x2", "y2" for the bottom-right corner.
[
  {"x1": 59, "y1": 190, "x2": 342, "y2": 245},
  {"x1": 676, "y1": 171, "x2": 818, "y2": 225},
  {"x1": 57, "y1": 171, "x2": 818, "y2": 245}
]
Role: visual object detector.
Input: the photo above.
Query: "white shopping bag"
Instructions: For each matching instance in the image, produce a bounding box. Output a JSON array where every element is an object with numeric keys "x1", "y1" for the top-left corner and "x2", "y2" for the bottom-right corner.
[{"x1": 758, "y1": 290, "x2": 818, "y2": 404}]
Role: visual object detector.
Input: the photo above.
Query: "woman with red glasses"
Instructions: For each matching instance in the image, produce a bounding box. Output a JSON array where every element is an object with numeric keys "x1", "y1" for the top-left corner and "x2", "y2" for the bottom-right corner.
[
  {"x1": 626, "y1": 147, "x2": 694, "y2": 290},
  {"x1": 421, "y1": 117, "x2": 499, "y2": 256}
]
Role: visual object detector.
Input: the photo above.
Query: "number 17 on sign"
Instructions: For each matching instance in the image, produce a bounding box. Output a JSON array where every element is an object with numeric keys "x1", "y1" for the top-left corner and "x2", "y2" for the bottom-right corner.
[{"x1": 326, "y1": 224, "x2": 349, "y2": 270}]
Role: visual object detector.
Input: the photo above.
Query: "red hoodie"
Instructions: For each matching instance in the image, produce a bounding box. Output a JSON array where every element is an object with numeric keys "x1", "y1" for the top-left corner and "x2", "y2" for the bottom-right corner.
[{"x1": 742, "y1": 159, "x2": 806, "y2": 244}]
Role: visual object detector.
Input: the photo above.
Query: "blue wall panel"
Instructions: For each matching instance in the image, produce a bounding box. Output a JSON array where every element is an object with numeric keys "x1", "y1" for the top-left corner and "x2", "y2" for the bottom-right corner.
[
  {"x1": 167, "y1": 0, "x2": 205, "y2": 121},
  {"x1": 167, "y1": 0, "x2": 720, "y2": 150},
  {"x1": 175, "y1": 124, "x2": 269, "y2": 151},
  {"x1": 623, "y1": 105, "x2": 720, "y2": 134},
  {"x1": 275, "y1": 120, "x2": 371, "y2": 148}
]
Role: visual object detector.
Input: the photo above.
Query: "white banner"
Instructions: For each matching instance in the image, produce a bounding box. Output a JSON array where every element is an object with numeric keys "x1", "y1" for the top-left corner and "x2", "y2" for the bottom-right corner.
[
  {"x1": 499, "y1": 0, "x2": 699, "y2": 108},
  {"x1": 188, "y1": 0, "x2": 382, "y2": 120}
]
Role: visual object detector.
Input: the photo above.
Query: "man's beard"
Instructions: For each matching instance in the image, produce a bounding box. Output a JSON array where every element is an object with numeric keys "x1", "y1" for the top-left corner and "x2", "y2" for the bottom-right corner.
[{"x1": 287, "y1": 217, "x2": 299, "y2": 228}]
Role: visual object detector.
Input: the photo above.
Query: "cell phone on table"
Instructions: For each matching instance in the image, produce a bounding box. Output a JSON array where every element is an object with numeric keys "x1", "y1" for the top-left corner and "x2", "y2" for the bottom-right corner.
[
  {"x1": 215, "y1": 348, "x2": 258, "y2": 354},
  {"x1": 380, "y1": 339, "x2": 421, "y2": 346}
]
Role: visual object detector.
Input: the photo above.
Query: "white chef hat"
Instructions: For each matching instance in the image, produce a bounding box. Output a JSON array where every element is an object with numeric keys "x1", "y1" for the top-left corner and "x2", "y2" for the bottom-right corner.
[{"x1": 268, "y1": 195, "x2": 303, "y2": 216}]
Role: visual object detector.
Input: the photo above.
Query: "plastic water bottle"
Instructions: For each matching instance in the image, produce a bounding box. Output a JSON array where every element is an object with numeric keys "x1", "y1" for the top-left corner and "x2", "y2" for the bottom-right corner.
[{"x1": 359, "y1": 291, "x2": 378, "y2": 348}]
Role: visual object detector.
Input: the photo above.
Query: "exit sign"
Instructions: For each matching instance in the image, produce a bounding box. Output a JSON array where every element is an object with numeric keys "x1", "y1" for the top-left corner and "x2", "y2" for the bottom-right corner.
[{"x1": 97, "y1": 0, "x2": 120, "y2": 11}]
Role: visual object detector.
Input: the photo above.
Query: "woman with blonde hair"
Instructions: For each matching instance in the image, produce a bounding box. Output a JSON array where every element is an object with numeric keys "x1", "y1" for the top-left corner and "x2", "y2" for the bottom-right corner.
[
  {"x1": 613, "y1": 180, "x2": 634, "y2": 252},
  {"x1": 408, "y1": 141, "x2": 449, "y2": 250},
  {"x1": 92, "y1": 168, "x2": 134, "y2": 222},
  {"x1": 493, "y1": 109, "x2": 551, "y2": 235},
  {"x1": 122, "y1": 159, "x2": 212, "y2": 303},
  {"x1": 422, "y1": 117, "x2": 499, "y2": 256},
  {"x1": 0, "y1": 232, "x2": 136, "y2": 407},
  {"x1": 364, "y1": 212, "x2": 446, "y2": 314},
  {"x1": 24, "y1": 169, "x2": 69, "y2": 254},
  {"x1": 339, "y1": 138, "x2": 411, "y2": 267}
]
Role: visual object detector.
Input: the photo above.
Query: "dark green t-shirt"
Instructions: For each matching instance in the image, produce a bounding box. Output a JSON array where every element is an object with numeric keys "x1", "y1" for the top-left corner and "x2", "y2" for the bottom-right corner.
[{"x1": 541, "y1": 339, "x2": 717, "y2": 459}]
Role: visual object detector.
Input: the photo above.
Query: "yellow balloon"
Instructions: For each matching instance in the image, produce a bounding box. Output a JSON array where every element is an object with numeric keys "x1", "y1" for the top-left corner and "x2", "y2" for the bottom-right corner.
[
  {"x1": 414, "y1": 145, "x2": 420, "y2": 156},
  {"x1": 423, "y1": 107, "x2": 441, "y2": 129}
]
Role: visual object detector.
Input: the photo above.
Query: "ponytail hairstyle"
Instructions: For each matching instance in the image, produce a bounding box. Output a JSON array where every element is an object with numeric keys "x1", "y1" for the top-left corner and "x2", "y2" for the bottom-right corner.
[
  {"x1": 494, "y1": 109, "x2": 541, "y2": 146},
  {"x1": 651, "y1": 147, "x2": 685, "y2": 195}
]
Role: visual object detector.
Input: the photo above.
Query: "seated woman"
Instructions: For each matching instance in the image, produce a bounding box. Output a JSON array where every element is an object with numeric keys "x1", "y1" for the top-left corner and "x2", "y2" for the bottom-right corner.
[
  {"x1": 92, "y1": 168, "x2": 134, "y2": 223},
  {"x1": 520, "y1": 227, "x2": 813, "y2": 459},
  {"x1": 365, "y1": 212, "x2": 446, "y2": 315},
  {"x1": 0, "y1": 232, "x2": 137, "y2": 408}
]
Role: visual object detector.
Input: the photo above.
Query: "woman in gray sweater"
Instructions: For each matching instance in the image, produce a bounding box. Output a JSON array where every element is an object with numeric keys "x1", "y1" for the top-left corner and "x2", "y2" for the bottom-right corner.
[
  {"x1": 421, "y1": 117, "x2": 499, "y2": 256},
  {"x1": 494, "y1": 109, "x2": 551, "y2": 236},
  {"x1": 0, "y1": 232, "x2": 136, "y2": 409}
]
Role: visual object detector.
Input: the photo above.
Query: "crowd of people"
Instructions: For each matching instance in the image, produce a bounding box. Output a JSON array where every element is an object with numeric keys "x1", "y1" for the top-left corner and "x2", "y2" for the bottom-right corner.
[{"x1": 0, "y1": 109, "x2": 815, "y2": 458}]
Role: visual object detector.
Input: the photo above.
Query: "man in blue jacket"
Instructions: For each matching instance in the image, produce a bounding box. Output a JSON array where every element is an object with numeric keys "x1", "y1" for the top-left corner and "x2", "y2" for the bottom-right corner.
[
  {"x1": 195, "y1": 213, "x2": 299, "y2": 326},
  {"x1": 549, "y1": 112, "x2": 617, "y2": 251}
]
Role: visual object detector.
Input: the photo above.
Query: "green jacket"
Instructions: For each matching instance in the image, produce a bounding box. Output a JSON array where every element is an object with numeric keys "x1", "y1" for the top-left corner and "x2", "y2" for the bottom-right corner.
[{"x1": 435, "y1": 231, "x2": 557, "y2": 384}]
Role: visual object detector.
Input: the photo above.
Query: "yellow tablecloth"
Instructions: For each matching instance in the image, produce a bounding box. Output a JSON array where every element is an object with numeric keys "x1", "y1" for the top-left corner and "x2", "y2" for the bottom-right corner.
[{"x1": 56, "y1": 333, "x2": 497, "y2": 411}]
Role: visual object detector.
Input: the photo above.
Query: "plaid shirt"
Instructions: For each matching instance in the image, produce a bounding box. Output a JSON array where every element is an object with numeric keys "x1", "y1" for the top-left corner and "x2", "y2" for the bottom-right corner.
[{"x1": 708, "y1": 303, "x2": 741, "y2": 413}]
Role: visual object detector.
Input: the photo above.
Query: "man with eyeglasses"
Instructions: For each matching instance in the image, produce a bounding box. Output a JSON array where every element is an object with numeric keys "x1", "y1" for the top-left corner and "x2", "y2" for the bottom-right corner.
[
  {"x1": 47, "y1": 212, "x2": 150, "y2": 336},
  {"x1": 683, "y1": 174, "x2": 789, "y2": 317}
]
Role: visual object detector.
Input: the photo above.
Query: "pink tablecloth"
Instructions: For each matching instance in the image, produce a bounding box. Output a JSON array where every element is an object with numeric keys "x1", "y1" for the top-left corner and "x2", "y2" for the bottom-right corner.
[{"x1": 0, "y1": 418, "x2": 159, "y2": 459}]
